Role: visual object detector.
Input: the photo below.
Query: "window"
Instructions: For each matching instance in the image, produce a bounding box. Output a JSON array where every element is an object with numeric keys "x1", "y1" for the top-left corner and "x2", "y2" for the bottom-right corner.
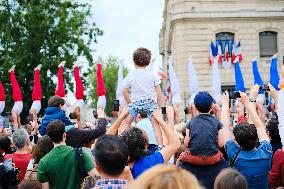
[
  {"x1": 221, "y1": 85, "x2": 235, "y2": 93},
  {"x1": 216, "y1": 32, "x2": 235, "y2": 56},
  {"x1": 259, "y1": 31, "x2": 277, "y2": 57}
]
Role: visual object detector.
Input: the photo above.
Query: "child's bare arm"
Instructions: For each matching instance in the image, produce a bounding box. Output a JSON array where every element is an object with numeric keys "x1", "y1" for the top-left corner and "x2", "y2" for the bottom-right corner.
[
  {"x1": 155, "y1": 85, "x2": 162, "y2": 107},
  {"x1": 122, "y1": 88, "x2": 131, "y2": 104}
]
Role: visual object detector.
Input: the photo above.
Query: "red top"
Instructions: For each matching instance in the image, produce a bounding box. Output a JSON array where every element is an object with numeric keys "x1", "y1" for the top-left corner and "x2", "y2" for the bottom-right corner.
[
  {"x1": 4, "y1": 153, "x2": 32, "y2": 181},
  {"x1": 269, "y1": 149, "x2": 284, "y2": 189}
]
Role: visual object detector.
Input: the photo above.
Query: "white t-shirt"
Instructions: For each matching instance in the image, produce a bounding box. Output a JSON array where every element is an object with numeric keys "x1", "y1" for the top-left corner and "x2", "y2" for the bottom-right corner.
[{"x1": 122, "y1": 69, "x2": 161, "y2": 102}]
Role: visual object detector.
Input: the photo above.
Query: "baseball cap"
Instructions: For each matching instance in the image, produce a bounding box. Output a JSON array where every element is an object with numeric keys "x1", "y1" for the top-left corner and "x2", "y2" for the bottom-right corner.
[{"x1": 194, "y1": 91, "x2": 215, "y2": 113}]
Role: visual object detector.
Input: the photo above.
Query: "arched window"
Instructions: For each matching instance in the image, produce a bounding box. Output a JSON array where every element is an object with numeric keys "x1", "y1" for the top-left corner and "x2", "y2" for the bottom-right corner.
[
  {"x1": 259, "y1": 31, "x2": 277, "y2": 57},
  {"x1": 216, "y1": 32, "x2": 234, "y2": 56}
]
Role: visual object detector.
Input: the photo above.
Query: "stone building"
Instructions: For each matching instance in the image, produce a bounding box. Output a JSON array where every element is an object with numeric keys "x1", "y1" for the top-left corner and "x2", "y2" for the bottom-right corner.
[{"x1": 159, "y1": 0, "x2": 284, "y2": 108}]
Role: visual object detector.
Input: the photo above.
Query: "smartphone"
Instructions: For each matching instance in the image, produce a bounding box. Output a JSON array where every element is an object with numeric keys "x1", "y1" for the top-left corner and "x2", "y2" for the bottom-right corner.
[
  {"x1": 259, "y1": 85, "x2": 270, "y2": 92},
  {"x1": 114, "y1": 99, "x2": 120, "y2": 112},
  {"x1": 161, "y1": 107, "x2": 167, "y2": 114},
  {"x1": 229, "y1": 91, "x2": 241, "y2": 99}
]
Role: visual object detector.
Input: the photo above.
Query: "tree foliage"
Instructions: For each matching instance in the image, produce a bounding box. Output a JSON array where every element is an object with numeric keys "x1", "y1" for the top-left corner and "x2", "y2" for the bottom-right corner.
[
  {"x1": 0, "y1": 0, "x2": 103, "y2": 117},
  {"x1": 89, "y1": 56, "x2": 128, "y2": 116}
]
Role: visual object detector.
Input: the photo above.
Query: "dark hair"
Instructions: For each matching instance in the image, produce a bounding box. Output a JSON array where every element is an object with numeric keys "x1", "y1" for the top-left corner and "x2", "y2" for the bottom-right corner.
[
  {"x1": 266, "y1": 118, "x2": 281, "y2": 143},
  {"x1": 48, "y1": 96, "x2": 65, "y2": 107},
  {"x1": 94, "y1": 135, "x2": 129, "y2": 176},
  {"x1": 138, "y1": 110, "x2": 148, "y2": 119},
  {"x1": 69, "y1": 112, "x2": 77, "y2": 119},
  {"x1": 184, "y1": 107, "x2": 189, "y2": 115},
  {"x1": 214, "y1": 168, "x2": 248, "y2": 189},
  {"x1": 194, "y1": 91, "x2": 214, "y2": 113},
  {"x1": 133, "y1": 47, "x2": 151, "y2": 67},
  {"x1": 233, "y1": 122, "x2": 259, "y2": 151},
  {"x1": 26, "y1": 114, "x2": 34, "y2": 123},
  {"x1": 46, "y1": 119, "x2": 65, "y2": 143},
  {"x1": 32, "y1": 136, "x2": 54, "y2": 164},
  {"x1": 0, "y1": 135, "x2": 13, "y2": 154},
  {"x1": 120, "y1": 127, "x2": 148, "y2": 162},
  {"x1": 18, "y1": 180, "x2": 42, "y2": 189}
]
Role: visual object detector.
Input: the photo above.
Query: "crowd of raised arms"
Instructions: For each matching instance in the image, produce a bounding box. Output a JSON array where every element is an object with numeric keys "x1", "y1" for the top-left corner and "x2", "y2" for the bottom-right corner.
[{"x1": 0, "y1": 47, "x2": 284, "y2": 189}]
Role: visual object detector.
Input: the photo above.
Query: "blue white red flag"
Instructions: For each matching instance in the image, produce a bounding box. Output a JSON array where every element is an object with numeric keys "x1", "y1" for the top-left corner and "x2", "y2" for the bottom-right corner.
[
  {"x1": 209, "y1": 41, "x2": 217, "y2": 66},
  {"x1": 232, "y1": 41, "x2": 243, "y2": 63}
]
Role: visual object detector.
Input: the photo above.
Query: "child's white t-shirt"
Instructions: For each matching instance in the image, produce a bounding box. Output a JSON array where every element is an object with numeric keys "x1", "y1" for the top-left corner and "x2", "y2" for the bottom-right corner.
[{"x1": 122, "y1": 69, "x2": 161, "y2": 102}]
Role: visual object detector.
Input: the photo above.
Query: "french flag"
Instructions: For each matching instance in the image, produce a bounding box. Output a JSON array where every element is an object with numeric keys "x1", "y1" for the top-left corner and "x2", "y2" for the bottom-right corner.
[
  {"x1": 217, "y1": 40, "x2": 223, "y2": 64},
  {"x1": 209, "y1": 41, "x2": 217, "y2": 66},
  {"x1": 232, "y1": 41, "x2": 243, "y2": 63},
  {"x1": 224, "y1": 38, "x2": 229, "y2": 62}
]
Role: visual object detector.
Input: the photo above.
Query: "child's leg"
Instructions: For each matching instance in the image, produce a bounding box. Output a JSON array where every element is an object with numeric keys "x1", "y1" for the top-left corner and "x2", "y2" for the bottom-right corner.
[
  {"x1": 118, "y1": 114, "x2": 133, "y2": 135},
  {"x1": 151, "y1": 118, "x2": 163, "y2": 145},
  {"x1": 0, "y1": 81, "x2": 5, "y2": 102},
  {"x1": 74, "y1": 66, "x2": 85, "y2": 100},
  {"x1": 55, "y1": 65, "x2": 65, "y2": 97},
  {"x1": 31, "y1": 66, "x2": 42, "y2": 116},
  {"x1": 9, "y1": 69, "x2": 22, "y2": 102},
  {"x1": 30, "y1": 100, "x2": 41, "y2": 117},
  {"x1": 32, "y1": 67, "x2": 42, "y2": 101}
]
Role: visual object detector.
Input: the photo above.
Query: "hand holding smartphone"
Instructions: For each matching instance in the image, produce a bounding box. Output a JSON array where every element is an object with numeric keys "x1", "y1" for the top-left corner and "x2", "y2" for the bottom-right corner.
[{"x1": 114, "y1": 99, "x2": 120, "y2": 112}]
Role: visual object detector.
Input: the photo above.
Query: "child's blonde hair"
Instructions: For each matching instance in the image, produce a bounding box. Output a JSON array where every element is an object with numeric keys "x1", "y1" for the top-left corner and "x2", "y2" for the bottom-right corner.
[{"x1": 130, "y1": 164, "x2": 203, "y2": 189}]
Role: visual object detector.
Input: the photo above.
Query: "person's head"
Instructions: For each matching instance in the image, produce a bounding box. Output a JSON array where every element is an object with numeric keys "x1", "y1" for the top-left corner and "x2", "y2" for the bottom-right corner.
[
  {"x1": 194, "y1": 91, "x2": 214, "y2": 113},
  {"x1": 266, "y1": 118, "x2": 281, "y2": 142},
  {"x1": 136, "y1": 110, "x2": 148, "y2": 122},
  {"x1": 184, "y1": 107, "x2": 191, "y2": 115},
  {"x1": 133, "y1": 47, "x2": 151, "y2": 67},
  {"x1": 48, "y1": 95, "x2": 65, "y2": 109},
  {"x1": 233, "y1": 122, "x2": 259, "y2": 151},
  {"x1": 11, "y1": 128, "x2": 29, "y2": 149},
  {"x1": 18, "y1": 180, "x2": 42, "y2": 189},
  {"x1": 267, "y1": 103, "x2": 275, "y2": 112},
  {"x1": 69, "y1": 112, "x2": 77, "y2": 120},
  {"x1": 120, "y1": 127, "x2": 148, "y2": 162},
  {"x1": 26, "y1": 114, "x2": 34, "y2": 123},
  {"x1": 0, "y1": 135, "x2": 13, "y2": 154},
  {"x1": 214, "y1": 168, "x2": 248, "y2": 189},
  {"x1": 46, "y1": 119, "x2": 66, "y2": 144},
  {"x1": 32, "y1": 135, "x2": 54, "y2": 164},
  {"x1": 131, "y1": 164, "x2": 203, "y2": 189},
  {"x1": 94, "y1": 135, "x2": 129, "y2": 177}
]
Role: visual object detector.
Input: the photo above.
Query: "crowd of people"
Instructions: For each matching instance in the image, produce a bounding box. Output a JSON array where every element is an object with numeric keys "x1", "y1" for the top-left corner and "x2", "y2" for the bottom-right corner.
[{"x1": 0, "y1": 47, "x2": 284, "y2": 189}]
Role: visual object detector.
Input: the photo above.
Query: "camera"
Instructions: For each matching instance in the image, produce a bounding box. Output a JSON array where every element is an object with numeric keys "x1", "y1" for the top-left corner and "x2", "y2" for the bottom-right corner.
[
  {"x1": 259, "y1": 85, "x2": 270, "y2": 92},
  {"x1": 113, "y1": 99, "x2": 120, "y2": 112},
  {"x1": 229, "y1": 91, "x2": 241, "y2": 99}
]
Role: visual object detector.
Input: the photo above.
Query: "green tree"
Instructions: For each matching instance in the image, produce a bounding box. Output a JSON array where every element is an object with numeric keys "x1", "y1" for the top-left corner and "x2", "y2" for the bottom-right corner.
[
  {"x1": 0, "y1": 0, "x2": 103, "y2": 117},
  {"x1": 89, "y1": 56, "x2": 128, "y2": 116}
]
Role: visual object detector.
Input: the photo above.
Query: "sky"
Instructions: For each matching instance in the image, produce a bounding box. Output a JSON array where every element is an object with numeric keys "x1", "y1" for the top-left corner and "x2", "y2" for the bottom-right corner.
[
  {"x1": 67, "y1": 0, "x2": 164, "y2": 104},
  {"x1": 91, "y1": 0, "x2": 164, "y2": 70}
]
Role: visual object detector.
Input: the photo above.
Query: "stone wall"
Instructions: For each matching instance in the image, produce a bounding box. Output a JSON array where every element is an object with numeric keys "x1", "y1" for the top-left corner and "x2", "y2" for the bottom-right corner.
[{"x1": 160, "y1": 0, "x2": 284, "y2": 114}]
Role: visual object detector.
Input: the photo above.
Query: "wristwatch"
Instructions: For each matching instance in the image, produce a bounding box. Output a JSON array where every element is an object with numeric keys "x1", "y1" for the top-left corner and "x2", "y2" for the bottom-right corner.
[{"x1": 249, "y1": 98, "x2": 256, "y2": 103}]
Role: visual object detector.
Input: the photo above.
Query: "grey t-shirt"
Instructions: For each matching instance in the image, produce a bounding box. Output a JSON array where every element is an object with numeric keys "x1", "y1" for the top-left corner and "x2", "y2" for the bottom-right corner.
[{"x1": 187, "y1": 114, "x2": 222, "y2": 156}]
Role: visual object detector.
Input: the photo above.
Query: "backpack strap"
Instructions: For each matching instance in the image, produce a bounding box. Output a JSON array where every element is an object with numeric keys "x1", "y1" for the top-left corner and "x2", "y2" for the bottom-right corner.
[
  {"x1": 230, "y1": 148, "x2": 241, "y2": 167},
  {"x1": 74, "y1": 148, "x2": 88, "y2": 177}
]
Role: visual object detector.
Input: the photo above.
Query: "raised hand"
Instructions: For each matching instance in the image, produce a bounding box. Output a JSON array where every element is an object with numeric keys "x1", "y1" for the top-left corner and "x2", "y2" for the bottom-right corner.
[
  {"x1": 268, "y1": 83, "x2": 278, "y2": 103},
  {"x1": 249, "y1": 84, "x2": 259, "y2": 100},
  {"x1": 239, "y1": 92, "x2": 250, "y2": 106}
]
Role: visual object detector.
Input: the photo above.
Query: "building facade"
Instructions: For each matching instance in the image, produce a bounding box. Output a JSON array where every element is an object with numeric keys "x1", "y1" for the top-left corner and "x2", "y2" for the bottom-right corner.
[{"x1": 159, "y1": 0, "x2": 284, "y2": 108}]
